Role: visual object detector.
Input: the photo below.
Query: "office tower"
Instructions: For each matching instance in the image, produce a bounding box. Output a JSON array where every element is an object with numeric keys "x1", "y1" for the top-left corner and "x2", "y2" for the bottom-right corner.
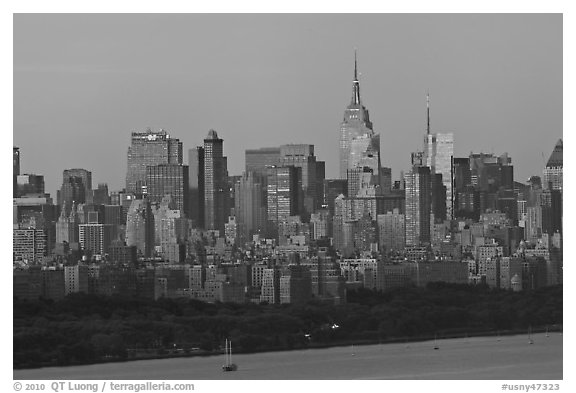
[
  {"x1": 146, "y1": 164, "x2": 189, "y2": 217},
  {"x1": 103, "y1": 204, "x2": 123, "y2": 240},
  {"x1": 380, "y1": 167, "x2": 392, "y2": 194},
  {"x1": 315, "y1": 161, "x2": 326, "y2": 210},
  {"x1": 404, "y1": 166, "x2": 431, "y2": 246},
  {"x1": 422, "y1": 95, "x2": 454, "y2": 219},
  {"x1": 542, "y1": 139, "x2": 562, "y2": 191},
  {"x1": 245, "y1": 147, "x2": 281, "y2": 178},
  {"x1": 126, "y1": 128, "x2": 183, "y2": 195},
  {"x1": 92, "y1": 184, "x2": 110, "y2": 205},
  {"x1": 266, "y1": 166, "x2": 302, "y2": 225},
  {"x1": 16, "y1": 174, "x2": 45, "y2": 196},
  {"x1": 310, "y1": 210, "x2": 330, "y2": 239},
  {"x1": 279, "y1": 144, "x2": 321, "y2": 214},
  {"x1": 323, "y1": 179, "x2": 347, "y2": 215},
  {"x1": 157, "y1": 209, "x2": 187, "y2": 262},
  {"x1": 79, "y1": 223, "x2": 113, "y2": 256},
  {"x1": 540, "y1": 188, "x2": 562, "y2": 235},
  {"x1": 58, "y1": 176, "x2": 86, "y2": 214},
  {"x1": 13, "y1": 147, "x2": 20, "y2": 197},
  {"x1": 339, "y1": 52, "x2": 374, "y2": 179},
  {"x1": 125, "y1": 198, "x2": 155, "y2": 257},
  {"x1": 377, "y1": 208, "x2": 405, "y2": 253},
  {"x1": 431, "y1": 173, "x2": 447, "y2": 222},
  {"x1": 61, "y1": 168, "x2": 93, "y2": 203},
  {"x1": 469, "y1": 152, "x2": 514, "y2": 215},
  {"x1": 235, "y1": 171, "x2": 267, "y2": 244},
  {"x1": 188, "y1": 146, "x2": 205, "y2": 228},
  {"x1": 453, "y1": 157, "x2": 471, "y2": 216},
  {"x1": 204, "y1": 129, "x2": 228, "y2": 234}
]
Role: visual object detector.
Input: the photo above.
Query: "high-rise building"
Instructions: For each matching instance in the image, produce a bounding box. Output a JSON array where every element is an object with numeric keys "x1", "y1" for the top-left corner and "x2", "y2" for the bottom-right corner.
[
  {"x1": 339, "y1": 52, "x2": 374, "y2": 179},
  {"x1": 13, "y1": 228, "x2": 48, "y2": 263},
  {"x1": 245, "y1": 147, "x2": 281, "y2": 178},
  {"x1": 146, "y1": 164, "x2": 189, "y2": 217},
  {"x1": 78, "y1": 223, "x2": 113, "y2": 256},
  {"x1": 204, "y1": 129, "x2": 228, "y2": 234},
  {"x1": 64, "y1": 168, "x2": 92, "y2": 196},
  {"x1": 422, "y1": 95, "x2": 454, "y2": 219},
  {"x1": 543, "y1": 139, "x2": 562, "y2": 191},
  {"x1": 235, "y1": 171, "x2": 267, "y2": 244},
  {"x1": 126, "y1": 128, "x2": 183, "y2": 195},
  {"x1": 57, "y1": 177, "x2": 86, "y2": 214},
  {"x1": 125, "y1": 198, "x2": 155, "y2": 257},
  {"x1": 56, "y1": 201, "x2": 80, "y2": 244},
  {"x1": 260, "y1": 267, "x2": 281, "y2": 304},
  {"x1": 13, "y1": 147, "x2": 20, "y2": 197},
  {"x1": 279, "y1": 144, "x2": 322, "y2": 214},
  {"x1": 279, "y1": 264, "x2": 312, "y2": 305},
  {"x1": 404, "y1": 166, "x2": 431, "y2": 246},
  {"x1": 16, "y1": 174, "x2": 45, "y2": 196},
  {"x1": 188, "y1": 147, "x2": 205, "y2": 228},
  {"x1": 266, "y1": 166, "x2": 302, "y2": 226},
  {"x1": 92, "y1": 184, "x2": 110, "y2": 205},
  {"x1": 377, "y1": 208, "x2": 405, "y2": 253},
  {"x1": 323, "y1": 179, "x2": 347, "y2": 215}
]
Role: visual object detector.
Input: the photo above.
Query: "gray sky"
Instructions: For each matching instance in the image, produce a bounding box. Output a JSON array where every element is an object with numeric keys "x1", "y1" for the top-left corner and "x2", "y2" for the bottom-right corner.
[{"x1": 13, "y1": 14, "x2": 562, "y2": 197}]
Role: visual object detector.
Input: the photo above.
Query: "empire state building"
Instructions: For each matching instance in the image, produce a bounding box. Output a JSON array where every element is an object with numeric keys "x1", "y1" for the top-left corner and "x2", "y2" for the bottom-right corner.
[{"x1": 339, "y1": 52, "x2": 375, "y2": 179}]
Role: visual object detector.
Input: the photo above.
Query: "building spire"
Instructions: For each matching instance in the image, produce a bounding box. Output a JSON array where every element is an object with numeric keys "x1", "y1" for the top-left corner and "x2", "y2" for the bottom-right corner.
[
  {"x1": 426, "y1": 90, "x2": 431, "y2": 135},
  {"x1": 354, "y1": 49, "x2": 358, "y2": 81},
  {"x1": 352, "y1": 49, "x2": 361, "y2": 105}
]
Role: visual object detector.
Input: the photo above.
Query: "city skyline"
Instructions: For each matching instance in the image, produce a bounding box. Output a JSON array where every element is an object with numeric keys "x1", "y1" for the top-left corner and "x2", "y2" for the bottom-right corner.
[{"x1": 13, "y1": 14, "x2": 562, "y2": 198}]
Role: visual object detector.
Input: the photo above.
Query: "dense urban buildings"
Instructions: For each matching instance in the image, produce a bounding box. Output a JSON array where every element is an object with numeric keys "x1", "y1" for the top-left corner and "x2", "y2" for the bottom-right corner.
[{"x1": 13, "y1": 55, "x2": 562, "y2": 308}]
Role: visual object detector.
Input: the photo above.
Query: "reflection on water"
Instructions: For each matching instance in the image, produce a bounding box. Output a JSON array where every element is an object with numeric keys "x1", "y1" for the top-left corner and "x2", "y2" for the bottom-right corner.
[{"x1": 14, "y1": 333, "x2": 562, "y2": 380}]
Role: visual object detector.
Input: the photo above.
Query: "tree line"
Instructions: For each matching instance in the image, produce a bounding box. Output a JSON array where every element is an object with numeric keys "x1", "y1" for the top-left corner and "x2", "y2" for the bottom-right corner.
[{"x1": 14, "y1": 283, "x2": 562, "y2": 369}]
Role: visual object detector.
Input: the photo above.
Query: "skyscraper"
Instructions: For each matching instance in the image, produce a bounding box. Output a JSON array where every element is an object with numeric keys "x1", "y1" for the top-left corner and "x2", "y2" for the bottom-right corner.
[
  {"x1": 422, "y1": 94, "x2": 454, "y2": 219},
  {"x1": 339, "y1": 52, "x2": 374, "y2": 179},
  {"x1": 146, "y1": 164, "x2": 190, "y2": 217},
  {"x1": 188, "y1": 146, "x2": 205, "y2": 228},
  {"x1": 543, "y1": 139, "x2": 562, "y2": 191},
  {"x1": 126, "y1": 128, "x2": 183, "y2": 195},
  {"x1": 266, "y1": 166, "x2": 302, "y2": 226},
  {"x1": 57, "y1": 175, "x2": 87, "y2": 213},
  {"x1": 125, "y1": 198, "x2": 155, "y2": 257},
  {"x1": 245, "y1": 147, "x2": 281, "y2": 178},
  {"x1": 404, "y1": 166, "x2": 431, "y2": 246},
  {"x1": 78, "y1": 223, "x2": 113, "y2": 256},
  {"x1": 235, "y1": 171, "x2": 267, "y2": 244},
  {"x1": 16, "y1": 174, "x2": 45, "y2": 196},
  {"x1": 13, "y1": 147, "x2": 20, "y2": 197},
  {"x1": 279, "y1": 144, "x2": 322, "y2": 214},
  {"x1": 63, "y1": 169, "x2": 92, "y2": 197},
  {"x1": 204, "y1": 129, "x2": 228, "y2": 234}
]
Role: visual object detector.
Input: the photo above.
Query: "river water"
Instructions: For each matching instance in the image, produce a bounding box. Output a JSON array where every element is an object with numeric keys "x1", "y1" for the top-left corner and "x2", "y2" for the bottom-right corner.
[{"x1": 14, "y1": 333, "x2": 562, "y2": 380}]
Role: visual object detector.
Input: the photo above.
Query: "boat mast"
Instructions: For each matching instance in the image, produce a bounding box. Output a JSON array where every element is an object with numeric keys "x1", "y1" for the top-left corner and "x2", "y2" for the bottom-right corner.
[{"x1": 229, "y1": 341, "x2": 233, "y2": 365}]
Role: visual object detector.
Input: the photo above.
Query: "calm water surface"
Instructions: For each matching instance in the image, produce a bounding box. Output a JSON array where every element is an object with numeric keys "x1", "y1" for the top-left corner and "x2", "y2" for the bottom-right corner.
[{"x1": 14, "y1": 333, "x2": 562, "y2": 380}]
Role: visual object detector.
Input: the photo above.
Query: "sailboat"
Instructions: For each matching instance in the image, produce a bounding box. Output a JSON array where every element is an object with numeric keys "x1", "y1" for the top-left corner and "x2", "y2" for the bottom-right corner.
[
  {"x1": 528, "y1": 326, "x2": 534, "y2": 345},
  {"x1": 222, "y1": 339, "x2": 238, "y2": 372},
  {"x1": 546, "y1": 326, "x2": 550, "y2": 338},
  {"x1": 433, "y1": 334, "x2": 439, "y2": 350}
]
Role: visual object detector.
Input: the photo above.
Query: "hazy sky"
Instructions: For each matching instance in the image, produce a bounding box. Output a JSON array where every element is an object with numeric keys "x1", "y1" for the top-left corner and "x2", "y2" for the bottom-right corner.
[{"x1": 13, "y1": 13, "x2": 562, "y2": 197}]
